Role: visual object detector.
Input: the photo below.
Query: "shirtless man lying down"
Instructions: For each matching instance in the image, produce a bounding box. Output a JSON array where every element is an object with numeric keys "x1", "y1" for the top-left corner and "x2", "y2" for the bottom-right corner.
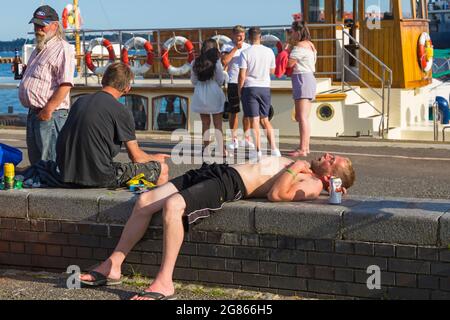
[{"x1": 79, "y1": 153, "x2": 355, "y2": 300}]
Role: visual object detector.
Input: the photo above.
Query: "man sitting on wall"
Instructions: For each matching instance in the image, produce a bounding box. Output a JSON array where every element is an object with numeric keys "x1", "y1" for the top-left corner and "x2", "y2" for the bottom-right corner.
[
  {"x1": 78, "y1": 154, "x2": 355, "y2": 300},
  {"x1": 55, "y1": 62, "x2": 170, "y2": 188}
]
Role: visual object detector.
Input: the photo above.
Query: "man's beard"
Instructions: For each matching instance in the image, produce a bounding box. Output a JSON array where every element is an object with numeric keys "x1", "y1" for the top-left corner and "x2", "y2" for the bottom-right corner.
[
  {"x1": 310, "y1": 160, "x2": 328, "y2": 177},
  {"x1": 35, "y1": 31, "x2": 55, "y2": 52}
]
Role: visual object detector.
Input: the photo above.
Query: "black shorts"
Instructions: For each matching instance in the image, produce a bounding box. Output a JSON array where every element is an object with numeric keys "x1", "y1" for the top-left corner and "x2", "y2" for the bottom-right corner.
[
  {"x1": 170, "y1": 163, "x2": 248, "y2": 231},
  {"x1": 227, "y1": 83, "x2": 241, "y2": 114},
  {"x1": 113, "y1": 161, "x2": 161, "y2": 189}
]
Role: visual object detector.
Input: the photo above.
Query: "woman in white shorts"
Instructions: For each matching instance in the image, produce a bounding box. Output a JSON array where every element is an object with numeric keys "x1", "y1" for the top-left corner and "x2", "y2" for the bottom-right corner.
[{"x1": 191, "y1": 39, "x2": 227, "y2": 157}]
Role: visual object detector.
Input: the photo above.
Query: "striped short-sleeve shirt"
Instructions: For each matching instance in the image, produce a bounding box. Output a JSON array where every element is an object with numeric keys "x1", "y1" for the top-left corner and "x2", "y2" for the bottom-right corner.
[{"x1": 19, "y1": 37, "x2": 75, "y2": 110}]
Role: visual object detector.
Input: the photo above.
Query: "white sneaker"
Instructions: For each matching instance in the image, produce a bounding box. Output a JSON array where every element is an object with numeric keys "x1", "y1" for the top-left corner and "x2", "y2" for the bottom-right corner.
[
  {"x1": 257, "y1": 151, "x2": 263, "y2": 161},
  {"x1": 245, "y1": 140, "x2": 256, "y2": 150},
  {"x1": 271, "y1": 149, "x2": 282, "y2": 157},
  {"x1": 228, "y1": 139, "x2": 239, "y2": 150},
  {"x1": 250, "y1": 150, "x2": 263, "y2": 161}
]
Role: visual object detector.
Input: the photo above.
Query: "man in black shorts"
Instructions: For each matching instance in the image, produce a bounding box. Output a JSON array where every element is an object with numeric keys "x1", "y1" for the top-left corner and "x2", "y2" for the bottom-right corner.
[
  {"x1": 79, "y1": 154, "x2": 355, "y2": 300},
  {"x1": 56, "y1": 62, "x2": 170, "y2": 188},
  {"x1": 221, "y1": 25, "x2": 254, "y2": 151}
]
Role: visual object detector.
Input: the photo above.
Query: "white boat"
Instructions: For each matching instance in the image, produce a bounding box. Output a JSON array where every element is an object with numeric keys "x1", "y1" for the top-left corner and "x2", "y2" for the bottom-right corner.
[{"x1": 18, "y1": 1, "x2": 450, "y2": 142}]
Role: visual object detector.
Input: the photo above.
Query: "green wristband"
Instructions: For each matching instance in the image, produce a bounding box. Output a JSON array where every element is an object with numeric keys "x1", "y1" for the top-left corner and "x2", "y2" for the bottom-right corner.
[{"x1": 286, "y1": 169, "x2": 297, "y2": 179}]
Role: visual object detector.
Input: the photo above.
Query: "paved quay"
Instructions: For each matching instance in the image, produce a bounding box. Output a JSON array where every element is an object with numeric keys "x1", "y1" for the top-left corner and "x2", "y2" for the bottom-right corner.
[
  {"x1": 0, "y1": 269, "x2": 305, "y2": 301},
  {"x1": 1, "y1": 128, "x2": 449, "y2": 200}
]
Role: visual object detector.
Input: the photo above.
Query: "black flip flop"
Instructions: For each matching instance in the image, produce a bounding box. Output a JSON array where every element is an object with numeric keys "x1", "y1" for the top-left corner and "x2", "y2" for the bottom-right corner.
[
  {"x1": 136, "y1": 291, "x2": 177, "y2": 300},
  {"x1": 80, "y1": 271, "x2": 122, "y2": 287}
]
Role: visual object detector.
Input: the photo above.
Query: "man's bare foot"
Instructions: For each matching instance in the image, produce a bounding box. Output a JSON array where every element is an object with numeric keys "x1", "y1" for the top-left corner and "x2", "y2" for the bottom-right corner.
[
  {"x1": 131, "y1": 280, "x2": 175, "y2": 301},
  {"x1": 79, "y1": 258, "x2": 121, "y2": 282}
]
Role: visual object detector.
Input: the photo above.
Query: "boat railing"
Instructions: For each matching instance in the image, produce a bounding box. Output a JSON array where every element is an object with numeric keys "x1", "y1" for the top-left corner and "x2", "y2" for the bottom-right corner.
[
  {"x1": 341, "y1": 28, "x2": 393, "y2": 138},
  {"x1": 69, "y1": 24, "x2": 392, "y2": 138}
]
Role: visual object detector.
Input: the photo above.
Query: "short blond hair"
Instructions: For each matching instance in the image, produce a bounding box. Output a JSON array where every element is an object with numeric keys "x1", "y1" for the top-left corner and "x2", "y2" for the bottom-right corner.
[
  {"x1": 334, "y1": 158, "x2": 356, "y2": 189},
  {"x1": 233, "y1": 25, "x2": 246, "y2": 34}
]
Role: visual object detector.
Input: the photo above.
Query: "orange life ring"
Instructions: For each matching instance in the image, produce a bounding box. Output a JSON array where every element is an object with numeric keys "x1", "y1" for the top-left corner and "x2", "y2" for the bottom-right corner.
[
  {"x1": 417, "y1": 32, "x2": 434, "y2": 73},
  {"x1": 85, "y1": 38, "x2": 116, "y2": 75},
  {"x1": 62, "y1": 6, "x2": 69, "y2": 30},
  {"x1": 161, "y1": 36, "x2": 195, "y2": 76},
  {"x1": 121, "y1": 37, "x2": 154, "y2": 75}
]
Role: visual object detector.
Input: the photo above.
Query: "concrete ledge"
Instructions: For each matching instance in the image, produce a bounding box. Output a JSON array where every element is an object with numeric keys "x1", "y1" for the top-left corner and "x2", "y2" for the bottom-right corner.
[
  {"x1": 254, "y1": 199, "x2": 354, "y2": 239},
  {"x1": 441, "y1": 212, "x2": 450, "y2": 247},
  {"x1": 343, "y1": 197, "x2": 450, "y2": 246},
  {"x1": 1, "y1": 189, "x2": 450, "y2": 246}
]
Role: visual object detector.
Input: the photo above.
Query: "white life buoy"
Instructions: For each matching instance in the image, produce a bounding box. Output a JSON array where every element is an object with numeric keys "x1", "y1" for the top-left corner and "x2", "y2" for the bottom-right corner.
[
  {"x1": 417, "y1": 32, "x2": 434, "y2": 73},
  {"x1": 121, "y1": 37, "x2": 154, "y2": 76},
  {"x1": 261, "y1": 34, "x2": 283, "y2": 55},
  {"x1": 212, "y1": 35, "x2": 232, "y2": 47},
  {"x1": 161, "y1": 36, "x2": 195, "y2": 76},
  {"x1": 85, "y1": 37, "x2": 116, "y2": 75}
]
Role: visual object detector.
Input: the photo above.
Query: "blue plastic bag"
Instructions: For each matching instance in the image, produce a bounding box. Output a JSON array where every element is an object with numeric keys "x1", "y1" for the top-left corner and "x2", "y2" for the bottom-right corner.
[{"x1": 0, "y1": 143, "x2": 23, "y2": 177}]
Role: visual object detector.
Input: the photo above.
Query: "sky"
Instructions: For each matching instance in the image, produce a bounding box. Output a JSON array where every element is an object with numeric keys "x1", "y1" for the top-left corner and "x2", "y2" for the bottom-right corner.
[{"x1": 1, "y1": 0, "x2": 301, "y2": 41}]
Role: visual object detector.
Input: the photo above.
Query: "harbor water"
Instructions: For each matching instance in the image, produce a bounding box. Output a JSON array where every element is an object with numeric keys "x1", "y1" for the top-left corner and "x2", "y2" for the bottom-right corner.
[{"x1": 0, "y1": 51, "x2": 24, "y2": 115}]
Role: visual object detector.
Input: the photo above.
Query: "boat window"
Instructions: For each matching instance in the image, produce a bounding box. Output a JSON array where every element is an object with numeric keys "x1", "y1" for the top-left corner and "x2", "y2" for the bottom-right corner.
[
  {"x1": 401, "y1": 0, "x2": 414, "y2": 19},
  {"x1": 344, "y1": 0, "x2": 356, "y2": 21},
  {"x1": 365, "y1": 0, "x2": 394, "y2": 20},
  {"x1": 152, "y1": 95, "x2": 188, "y2": 132},
  {"x1": 308, "y1": 0, "x2": 326, "y2": 23},
  {"x1": 415, "y1": 0, "x2": 424, "y2": 19},
  {"x1": 119, "y1": 95, "x2": 149, "y2": 131}
]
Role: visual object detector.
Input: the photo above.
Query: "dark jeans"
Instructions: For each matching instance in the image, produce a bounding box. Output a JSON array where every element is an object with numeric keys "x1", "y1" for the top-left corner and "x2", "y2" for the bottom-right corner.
[{"x1": 26, "y1": 109, "x2": 68, "y2": 166}]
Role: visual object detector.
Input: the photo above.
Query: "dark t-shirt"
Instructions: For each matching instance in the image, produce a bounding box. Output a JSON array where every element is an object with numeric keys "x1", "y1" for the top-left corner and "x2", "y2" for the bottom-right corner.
[{"x1": 56, "y1": 91, "x2": 136, "y2": 187}]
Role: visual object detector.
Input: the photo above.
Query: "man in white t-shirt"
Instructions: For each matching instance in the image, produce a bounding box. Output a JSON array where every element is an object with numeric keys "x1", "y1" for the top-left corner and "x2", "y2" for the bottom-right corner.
[
  {"x1": 238, "y1": 27, "x2": 280, "y2": 161},
  {"x1": 221, "y1": 25, "x2": 252, "y2": 151}
]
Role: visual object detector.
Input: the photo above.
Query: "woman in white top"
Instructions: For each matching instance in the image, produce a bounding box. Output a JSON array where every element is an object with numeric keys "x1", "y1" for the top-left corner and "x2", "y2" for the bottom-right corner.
[
  {"x1": 286, "y1": 21, "x2": 317, "y2": 158},
  {"x1": 191, "y1": 39, "x2": 227, "y2": 157}
]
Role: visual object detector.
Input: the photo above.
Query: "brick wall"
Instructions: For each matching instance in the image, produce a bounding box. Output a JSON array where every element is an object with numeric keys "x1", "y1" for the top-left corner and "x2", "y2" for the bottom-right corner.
[{"x1": 1, "y1": 217, "x2": 449, "y2": 300}]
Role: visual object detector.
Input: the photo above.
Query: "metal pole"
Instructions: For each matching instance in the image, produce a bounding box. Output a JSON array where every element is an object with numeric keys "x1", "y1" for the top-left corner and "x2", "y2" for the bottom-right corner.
[
  {"x1": 74, "y1": 0, "x2": 81, "y2": 74},
  {"x1": 83, "y1": 30, "x2": 87, "y2": 86},
  {"x1": 157, "y1": 30, "x2": 162, "y2": 86},
  {"x1": 433, "y1": 102, "x2": 439, "y2": 141},
  {"x1": 381, "y1": 68, "x2": 386, "y2": 139},
  {"x1": 341, "y1": 28, "x2": 345, "y2": 91},
  {"x1": 386, "y1": 72, "x2": 391, "y2": 136}
]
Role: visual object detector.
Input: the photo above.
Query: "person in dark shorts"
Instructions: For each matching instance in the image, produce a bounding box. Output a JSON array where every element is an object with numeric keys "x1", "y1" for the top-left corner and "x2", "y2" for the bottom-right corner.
[
  {"x1": 221, "y1": 25, "x2": 253, "y2": 151},
  {"x1": 238, "y1": 27, "x2": 281, "y2": 161},
  {"x1": 56, "y1": 62, "x2": 170, "y2": 188},
  {"x1": 79, "y1": 154, "x2": 356, "y2": 300}
]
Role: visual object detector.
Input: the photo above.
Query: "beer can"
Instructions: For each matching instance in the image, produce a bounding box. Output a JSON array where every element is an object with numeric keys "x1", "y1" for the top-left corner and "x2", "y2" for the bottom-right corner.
[
  {"x1": 3, "y1": 163, "x2": 15, "y2": 190},
  {"x1": 329, "y1": 177, "x2": 343, "y2": 205}
]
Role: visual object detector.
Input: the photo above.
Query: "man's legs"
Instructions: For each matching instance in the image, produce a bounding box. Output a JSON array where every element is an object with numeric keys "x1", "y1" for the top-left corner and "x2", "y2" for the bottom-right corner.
[
  {"x1": 250, "y1": 116, "x2": 261, "y2": 152},
  {"x1": 26, "y1": 109, "x2": 68, "y2": 165},
  {"x1": 80, "y1": 182, "x2": 179, "y2": 282},
  {"x1": 133, "y1": 193, "x2": 187, "y2": 300},
  {"x1": 26, "y1": 110, "x2": 40, "y2": 165},
  {"x1": 260, "y1": 117, "x2": 278, "y2": 151}
]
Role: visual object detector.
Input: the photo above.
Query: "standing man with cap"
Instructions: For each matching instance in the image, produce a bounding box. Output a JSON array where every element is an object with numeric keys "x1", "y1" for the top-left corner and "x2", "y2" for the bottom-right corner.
[
  {"x1": 19, "y1": 5, "x2": 75, "y2": 165},
  {"x1": 238, "y1": 27, "x2": 280, "y2": 161}
]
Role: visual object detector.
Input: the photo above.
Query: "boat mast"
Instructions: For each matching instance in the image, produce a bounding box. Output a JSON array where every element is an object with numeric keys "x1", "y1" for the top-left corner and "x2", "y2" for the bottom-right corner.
[{"x1": 74, "y1": 0, "x2": 81, "y2": 73}]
